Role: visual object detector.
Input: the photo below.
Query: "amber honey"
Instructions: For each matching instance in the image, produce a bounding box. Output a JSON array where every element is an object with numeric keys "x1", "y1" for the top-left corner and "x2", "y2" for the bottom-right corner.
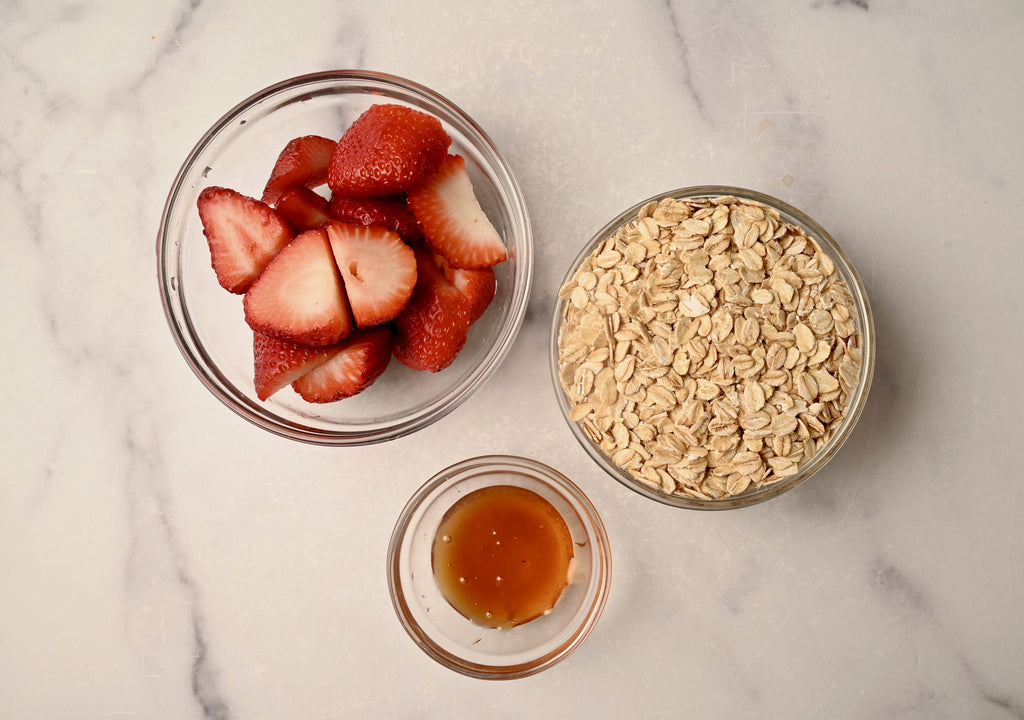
[{"x1": 431, "y1": 485, "x2": 575, "y2": 629}]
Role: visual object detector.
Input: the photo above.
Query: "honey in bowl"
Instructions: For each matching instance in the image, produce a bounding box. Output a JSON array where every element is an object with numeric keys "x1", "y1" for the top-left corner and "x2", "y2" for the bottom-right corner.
[{"x1": 431, "y1": 485, "x2": 575, "y2": 629}]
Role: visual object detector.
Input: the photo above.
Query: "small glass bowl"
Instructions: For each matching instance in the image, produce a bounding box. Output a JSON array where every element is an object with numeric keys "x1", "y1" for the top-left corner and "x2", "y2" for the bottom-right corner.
[
  {"x1": 549, "y1": 186, "x2": 875, "y2": 510},
  {"x1": 387, "y1": 455, "x2": 612, "y2": 679},
  {"x1": 157, "y1": 71, "x2": 532, "y2": 445}
]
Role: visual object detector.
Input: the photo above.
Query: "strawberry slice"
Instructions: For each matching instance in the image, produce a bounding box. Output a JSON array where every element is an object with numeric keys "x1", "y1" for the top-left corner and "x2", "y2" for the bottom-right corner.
[
  {"x1": 252, "y1": 332, "x2": 340, "y2": 401},
  {"x1": 328, "y1": 194, "x2": 423, "y2": 243},
  {"x1": 393, "y1": 243, "x2": 473, "y2": 372},
  {"x1": 327, "y1": 104, "x2": 451, "y2": 199},
  {"x1": 407, "y1": 154, "x2": 507, "y2": 269},
  {"x1": 261, "y1": 135, "x2": 338, "y2": 206},
  {"x1": 452, "y1": 266, "x2": 496, "y2": 323},
  {"x1": 197, "y1": 186, "x2": 293, "y2": 294},
  {"x1": 276, "y1": 186, "x2": 333, "y2": 231},
  {"x1": 243, "y1": 229, "x2": 353, "y2": 347},
  {"x1": 431, "y1": 251, "x2": 497, "y2": 323},
  {"x1": 325, "y1": 222, "x2": 417, "y2": 328},
  {"x1": 292, "y1": 325, "x2": 394, "y2": 403}
]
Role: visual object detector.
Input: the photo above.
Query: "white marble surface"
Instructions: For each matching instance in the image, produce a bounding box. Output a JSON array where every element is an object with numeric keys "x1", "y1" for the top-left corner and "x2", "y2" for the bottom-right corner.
[{"x1": 3, "y1": 1, "x2": 1023, "y2": 718}]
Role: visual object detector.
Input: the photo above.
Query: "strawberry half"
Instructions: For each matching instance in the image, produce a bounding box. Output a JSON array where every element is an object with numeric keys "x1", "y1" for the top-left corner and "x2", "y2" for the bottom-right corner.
[
  {"x1": 243, "y1": 229, "x2": 353, "y2": 347},
  {"x1": 292, "y1": 325, "x2": 394, "y2": 403},
  {"x1": 328, "y1": 194, "x2": 423, "y2": 243},
  {"x1": 327, "y1": 104, "x2": 451, "y2": 199},
  {"x1": 252, "y1": 332, "x2": 340, "y2": 401},
  {"x1": 197, "y1": 186, "x2": 293, "y2": 294},
  {"x1": 393, "y1": 243, "x2": 474, "y2": 372},
  {"x1": 407, "y1": 154, "x2": 507, "y2": 269},
  {"x1": 276, "y1": 186, "x2": 334, "y2": 231},
  {"x1": 325, "y1": 222, "x2": 417, "y2": 328},
  {"x1": 261, "y1": 135, "x2": 338, "y2": 206}
]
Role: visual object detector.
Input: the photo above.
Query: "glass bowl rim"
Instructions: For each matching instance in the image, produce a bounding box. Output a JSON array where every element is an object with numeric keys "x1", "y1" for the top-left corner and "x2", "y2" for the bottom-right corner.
[
  {"x1": 157, "y1": 70, "x2": 533, "y2": 445},
  {"x1": 386, "y1": 454, "x2": 612, "y2": 679},
  {"x1": 548, "y1": 184, "x2": 875, "y2": 510}
]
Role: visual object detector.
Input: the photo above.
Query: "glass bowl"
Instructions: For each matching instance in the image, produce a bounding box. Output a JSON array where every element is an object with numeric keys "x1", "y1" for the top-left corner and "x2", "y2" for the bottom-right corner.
[
  {"x1": 549, "y1": 186, "x2": 875, "y2": 510},
  {"x1": 387, "y1": 455, "x2": 612, "y2": 679},
  {"x1": 157, "y1": 71, "x2": 532, "y2": 445}
]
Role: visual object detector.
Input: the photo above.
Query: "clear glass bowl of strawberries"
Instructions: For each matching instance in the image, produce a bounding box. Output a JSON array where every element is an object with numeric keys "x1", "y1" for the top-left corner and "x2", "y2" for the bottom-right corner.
[{"x1": 158, "y1": 71, "x2": 532, "y2": 444}]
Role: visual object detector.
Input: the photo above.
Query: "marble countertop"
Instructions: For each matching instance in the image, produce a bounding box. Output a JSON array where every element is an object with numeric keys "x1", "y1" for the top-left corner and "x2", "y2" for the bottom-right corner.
[{"x1": 3, "y1": 1, "x2": 1023, "y2": 718}]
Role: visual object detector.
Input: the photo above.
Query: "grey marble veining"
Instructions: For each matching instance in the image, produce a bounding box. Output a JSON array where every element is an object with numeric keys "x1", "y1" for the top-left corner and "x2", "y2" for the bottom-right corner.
[{"x1": 2, "y1": 1, "x2": 1023, "y2": 718}]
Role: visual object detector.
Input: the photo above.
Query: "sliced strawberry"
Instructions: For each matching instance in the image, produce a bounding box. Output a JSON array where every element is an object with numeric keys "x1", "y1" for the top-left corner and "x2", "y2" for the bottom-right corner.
[
  {"x1": 325, "y1": 222, "x2": 417, "y2": 328},
  {"x1": 276, "y1": 186, "x2": 333, "y2": 231},
  {"x1": 328, "y1": 194, "x2": 423, "y2": 243},
  {"x1": 327, "y1": 104, "x2": 451, "y2": 198},
  {"x1": 197, "y1": 186, "x2": 293, "y2": 294},
  {"x1": 393, "y1": 243, "x2": 473, "y2": 372},
  {"x1": 243, "y1": 229, "x2": 353, "y2": 347},
  {"x1": 407, "y1": 154, "x2": 507, "y2": 269},
  {"x1": 430, "y1": 250, "x2": 497, "y2": 324},
  {"x1": 252, "y1": 332, "x2": 340, "y2": 401},
  {"x1": 261, "y1": 135, "x2": 338, "y2": 206},
  {"x1": 292, "y1": 325, "x2": 394, "y2": 403},
  {"x1": 452, "y1": 266, "x2": 496, "y2": 323}
]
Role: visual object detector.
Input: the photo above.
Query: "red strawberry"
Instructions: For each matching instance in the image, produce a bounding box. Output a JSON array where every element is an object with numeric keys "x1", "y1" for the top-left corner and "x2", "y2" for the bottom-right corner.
[
  {"x1": 327, "y1": 104, "x2": 451, "y2": 199},
  {"x1": 430, "y1": 250, "x2": 497, "y2": 323},
  {"x1": 324, "y1": 222, "x2": 417, "y2": 328},
  {"x1": 276, "y1": 186, "x2": 333, "y2": 231},
  {"x1": 252, "y1": 332, "x2": 340, "y2": 401},
  {"x1": 407, "y1": 154, "x2": 507, "y2": 269},
  {"x1": 243, "y1": 229, "x2": 353, "y2": 347},
  {"x1": 328, "y1": 194, "x2": 423, "y2": 243},
  {"x1": 393, "y1": 243, "x2": 473, "y2": 372},
  {"x1": 261, "y1": 135, "x2": 338, "y2": 205},
  {"x1": 292, "y1": 325, "x2": 394, "y2": 403},
  {"x1": 197, "y1": 186, "x2": 293, "y2": 294},
  {"x1": 452, "y1": 266, "x2": 496, "y2": 323}
]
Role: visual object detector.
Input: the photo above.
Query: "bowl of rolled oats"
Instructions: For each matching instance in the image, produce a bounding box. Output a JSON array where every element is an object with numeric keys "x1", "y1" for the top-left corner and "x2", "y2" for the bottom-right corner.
[{"x1": 550, "y1": 186, "x2": 874, "y2": 509}]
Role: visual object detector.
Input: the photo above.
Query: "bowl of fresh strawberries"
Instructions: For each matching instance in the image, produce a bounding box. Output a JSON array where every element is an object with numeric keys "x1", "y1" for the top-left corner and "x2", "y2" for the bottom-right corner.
[{"x1": 158, "y1": 71, "x2": 532, "y2": 444}]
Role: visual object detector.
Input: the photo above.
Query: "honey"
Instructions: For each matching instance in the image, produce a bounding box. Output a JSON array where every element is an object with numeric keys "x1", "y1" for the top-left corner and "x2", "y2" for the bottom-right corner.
[{"x1": 431, "y1": 485, "x2": 575, "y2": 629}]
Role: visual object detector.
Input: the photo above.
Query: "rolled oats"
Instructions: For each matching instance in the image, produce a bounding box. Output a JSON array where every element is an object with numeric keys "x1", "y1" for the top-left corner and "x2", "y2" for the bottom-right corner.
[{"x1": 557, "y1": 195, "x2": 864, "y2": 500}]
